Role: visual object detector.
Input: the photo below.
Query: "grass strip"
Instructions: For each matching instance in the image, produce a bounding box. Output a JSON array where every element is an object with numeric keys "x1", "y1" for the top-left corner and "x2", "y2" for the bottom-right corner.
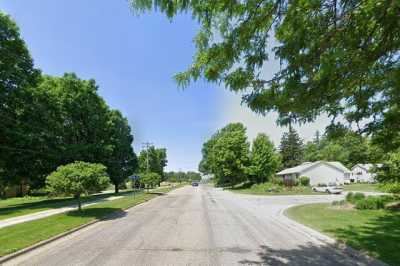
[
  {"x1": 0, "y1": 190, "x2": 134, "y2": 221},
  {"x1": 285, "y1": 203, "x2": 400, "y2": 266}
]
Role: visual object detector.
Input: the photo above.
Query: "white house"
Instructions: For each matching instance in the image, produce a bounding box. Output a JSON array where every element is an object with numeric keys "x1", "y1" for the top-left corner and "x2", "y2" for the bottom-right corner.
[
  {"x1": 350, "y1": 164, "x2": 382, "y2": 183},
  {"x1": 276, "y1": 161, "x2": 351, "y2": 186}
]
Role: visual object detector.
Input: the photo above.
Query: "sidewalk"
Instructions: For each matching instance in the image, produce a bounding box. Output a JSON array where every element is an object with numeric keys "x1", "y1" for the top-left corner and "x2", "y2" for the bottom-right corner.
[{"x1": 0, "y1": 195, "x2": 123, "y2": 229}]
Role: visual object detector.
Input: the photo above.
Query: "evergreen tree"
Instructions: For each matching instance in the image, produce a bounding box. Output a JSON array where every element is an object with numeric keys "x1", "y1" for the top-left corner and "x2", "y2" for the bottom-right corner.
[{"x1": 279, "y1": 126, "x2": 304, "y2": 168}]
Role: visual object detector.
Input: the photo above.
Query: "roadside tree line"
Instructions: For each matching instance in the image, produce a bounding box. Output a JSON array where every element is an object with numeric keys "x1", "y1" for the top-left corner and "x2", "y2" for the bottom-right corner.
[
  {"x1": 0, "y1": 12, "x2": 142, "y2": 196},
  {"x1": 201, "y1": 122, "x2": 398, "y2": 191},
  {"x1": 199, "y1": 123, "x2": 280, "y2": 187}
]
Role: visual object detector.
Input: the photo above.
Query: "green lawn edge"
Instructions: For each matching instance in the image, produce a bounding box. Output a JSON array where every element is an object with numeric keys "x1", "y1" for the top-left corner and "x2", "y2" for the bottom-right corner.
[
  {"x1": 0, "y1": 185, "x2": 184, "y2": 257},
  {"x1": 285, "y1": 203, "x2": 400, "y2": 266},
  {"x1": 0, "y1": 190, "x2": 135, "y2": 221}
]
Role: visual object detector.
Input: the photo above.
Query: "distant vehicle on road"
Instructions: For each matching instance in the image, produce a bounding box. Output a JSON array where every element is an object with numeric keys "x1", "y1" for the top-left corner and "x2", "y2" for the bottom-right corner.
[
  {"x1": 312, "y1": 183, "x2": 343, "y2": 194},
  {"x1": 191, "y1": 182, "x2": 199, "y2": 187}
]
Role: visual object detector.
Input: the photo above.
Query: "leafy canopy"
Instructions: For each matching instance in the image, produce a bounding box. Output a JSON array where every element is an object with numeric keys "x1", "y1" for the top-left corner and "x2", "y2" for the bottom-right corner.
[
  {"x1": 130, "y1": 0, "x2": 400, "y2": 150},
  {"x1": 46, "y1": 161, "x2": 110, "y2": 209},
  {"x1": 200, "y1": 123, "x2": 250, "y2": 186},
  {"x1": 248, "y1": 133, "x2": 281, "y2": 184}
]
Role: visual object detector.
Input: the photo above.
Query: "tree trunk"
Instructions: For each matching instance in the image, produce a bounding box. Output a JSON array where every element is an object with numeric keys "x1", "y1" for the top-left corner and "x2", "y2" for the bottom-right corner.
[
  {"x1": 76, "y1": 195, "x2": 82, "y2": 211},
  {"x1": 115, "y1": 183, "x2": 119, "y2": 194}
]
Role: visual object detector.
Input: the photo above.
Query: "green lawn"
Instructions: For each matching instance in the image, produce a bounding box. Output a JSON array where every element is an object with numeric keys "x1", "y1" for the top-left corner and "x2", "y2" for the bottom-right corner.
[
  {"x1": 0, "y1": 185, "x2": 181, "y2": 257},
  {"x1": 343, "y1": 183, "x2": 381, "y2": 192},
  {"x1": 230, "y1": 182, "x2": 324, "y2": 195},
  {"x1": 285, "y1": 203, "x2": 400, "y2": 266},
  {"x1": 0, "y1": 190, "x2": 135, "y2": 221}
]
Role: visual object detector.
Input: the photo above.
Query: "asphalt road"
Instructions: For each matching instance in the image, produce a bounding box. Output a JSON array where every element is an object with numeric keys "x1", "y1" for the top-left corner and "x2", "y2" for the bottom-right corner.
[{"x1": 5, "y1": 185, "x2": 384, "y2": 266}]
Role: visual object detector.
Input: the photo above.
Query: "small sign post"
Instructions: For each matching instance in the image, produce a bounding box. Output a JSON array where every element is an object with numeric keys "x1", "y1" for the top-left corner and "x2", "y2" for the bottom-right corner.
[{"x1": 128, "y1": 175, "x2": 140, "y2": 198}]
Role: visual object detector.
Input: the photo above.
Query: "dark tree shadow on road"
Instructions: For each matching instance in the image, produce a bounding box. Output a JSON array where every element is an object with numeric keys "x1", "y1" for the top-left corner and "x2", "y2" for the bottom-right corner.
[
  {"x1": 238, "y1": 243, "x2": 381, "y2": 266},
  {"x1": 66, "y1": 208, "x2": 127, "y2": 221}
]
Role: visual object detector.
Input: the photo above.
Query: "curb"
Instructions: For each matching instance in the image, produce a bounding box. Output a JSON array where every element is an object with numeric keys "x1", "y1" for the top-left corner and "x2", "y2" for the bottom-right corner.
[
  {"x1": 0, "y1": 219, "x2": 99, "y2": 264},
  {"x1": 0, "y1": 187, "x2": 179, "y2": 264}
]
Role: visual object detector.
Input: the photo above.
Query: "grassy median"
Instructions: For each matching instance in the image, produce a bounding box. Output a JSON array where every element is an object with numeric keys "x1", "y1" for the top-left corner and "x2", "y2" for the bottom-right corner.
[
  {"x1": 0, "y1": 185, "x2": 181, "y2": 257},
  {"x1": 285, "y1": 203, "x2": 400, "y2": 266}
]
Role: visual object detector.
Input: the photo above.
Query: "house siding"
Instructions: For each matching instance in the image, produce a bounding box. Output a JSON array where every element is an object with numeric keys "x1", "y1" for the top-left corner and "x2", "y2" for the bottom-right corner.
[
  {"x1": 351, "y1": 166, "x2": 375, "y2": 183},
  {"x1": 301, "y1": 163, "x2": 345, "y2": 186}
]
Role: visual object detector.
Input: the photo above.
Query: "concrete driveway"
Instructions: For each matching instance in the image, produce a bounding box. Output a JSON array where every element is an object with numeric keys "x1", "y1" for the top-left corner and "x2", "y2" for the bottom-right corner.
[{"x1": 5, "y1": 185, "x2": 384, "y2": 266}]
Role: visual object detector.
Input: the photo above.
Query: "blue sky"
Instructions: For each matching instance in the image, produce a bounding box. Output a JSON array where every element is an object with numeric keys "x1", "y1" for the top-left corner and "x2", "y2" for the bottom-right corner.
[{"x1": 0, "y1": 0, "x2": 329, "y2": 171}]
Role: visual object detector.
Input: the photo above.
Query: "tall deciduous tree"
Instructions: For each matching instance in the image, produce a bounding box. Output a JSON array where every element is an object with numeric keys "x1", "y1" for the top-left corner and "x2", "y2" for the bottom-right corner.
[
  {"x1": 200, "y1": 123, "x2": 250, "y2": 186},
  {"x1": 138, "y1": 146, "x2": 167, "y2": 180},
  {"x1": 248, "y1": 133, "x2": 281, "y2": 184},
  {"x1": 130, "y1": 0, "x2": 400, "y2": 152},
  {"x1": 104, "y1": 110, "x2": 138, "y2": 194},
  {"x1": 0, "y1": 12, "x2": 41, "y2": 193},
  {"x1": 279, "y1": 126, "x2": 304, "y2": 168}
]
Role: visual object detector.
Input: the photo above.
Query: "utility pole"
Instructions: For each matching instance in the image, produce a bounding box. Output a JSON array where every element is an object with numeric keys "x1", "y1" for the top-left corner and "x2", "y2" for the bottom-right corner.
[{"x1": 142, "y1": 142, "x2": 153, "y2": 173}]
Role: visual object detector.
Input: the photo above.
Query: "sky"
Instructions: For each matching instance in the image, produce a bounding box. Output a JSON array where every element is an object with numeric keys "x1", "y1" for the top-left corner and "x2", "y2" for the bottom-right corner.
[{"x1": 1, "y1": 0, "x2": 329, "y2": 171}]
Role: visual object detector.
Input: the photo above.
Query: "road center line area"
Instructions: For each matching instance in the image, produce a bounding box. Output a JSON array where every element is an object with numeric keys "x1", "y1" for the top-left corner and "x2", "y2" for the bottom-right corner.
[{"x1": 4, "y1": 185, "x2": 384, "y2": 266}]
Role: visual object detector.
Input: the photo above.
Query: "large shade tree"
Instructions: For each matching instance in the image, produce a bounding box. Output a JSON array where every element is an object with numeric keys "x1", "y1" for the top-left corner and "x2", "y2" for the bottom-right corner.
[
  {"x1": 104, "y1": 110, "x2": 138, "y2": 193},
  {"x1": 0, "y1": 12, "x2": 41, "y2": 193},
  {"x1": 130, "y1": 0, "x2": 400, "y2": 151},
  {"x1": 200, "y1": 123, "x2": 250, "y2": 186}
]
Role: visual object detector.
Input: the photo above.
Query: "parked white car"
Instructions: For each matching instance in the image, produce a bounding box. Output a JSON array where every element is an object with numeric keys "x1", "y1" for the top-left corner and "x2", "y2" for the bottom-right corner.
[{"x1": 312, "y1": 183, "x2": 343, "y2": 194}]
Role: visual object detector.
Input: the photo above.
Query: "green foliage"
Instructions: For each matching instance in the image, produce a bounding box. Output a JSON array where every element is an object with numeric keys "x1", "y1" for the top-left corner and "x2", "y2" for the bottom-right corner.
[
  {"x1": 376, "y1": 150, "x2": 400, "y2": 184},
  {"x1": 247, "y1": 133, "x2": 281, "y2": 184},
  {"x1": 138, "y1": 146, "x2": 167, "y2": 180},
  {"x1": 299, "y1": 176, "x2": 310, "y2": 186},
  {"x1": 331, "y1": 200, "x2": 346, "y2": 206},
  {"x1": 355, "y1": 197, "x2": 387, "y2": 210},
  {"x1": 140, "y1": 172, "x2": 161, "y2": 189},
  {"x1": 303, "y1": 128, "x2": 383, "y2": 169},
  {"x1": 130, "y1": 0, "x2": 400, "y2": 154},
  {"x1": 279, "y1": 126, "x2": 304, "y2": 168},
  {"x1": 346, "y1": 192, "x2": 366, "y2": 204},
  {"x1": 0, "y1": 12, "x2": 40, "y2": 103},
  {"x1": 104, "y1": 110, "x2": 138, "y2": 193},
  {"x1": 0, "y1": 12, "x2": 41, "y2": 191},
  {"x1": 165, "y1": 171, "x2": 201, "y2": 182},
  {"x1": 46, "y1": 162, "x2": 110, "y2": 210},
  {"x1": 379, "y1": 182, "x2": 400, "y2": 194},
  {"x1": 200, "y1": 123, "x2": 250, "y2": 186}
]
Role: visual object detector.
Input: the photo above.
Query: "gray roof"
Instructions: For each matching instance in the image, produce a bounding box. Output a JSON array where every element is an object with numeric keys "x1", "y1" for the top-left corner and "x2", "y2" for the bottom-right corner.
[{"x1": 277, "y1": 161, "x2": 350, "y2": 175}]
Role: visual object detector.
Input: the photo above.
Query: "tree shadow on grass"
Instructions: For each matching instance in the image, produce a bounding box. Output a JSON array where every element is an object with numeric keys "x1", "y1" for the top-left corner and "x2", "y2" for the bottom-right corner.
[
  {"x1": 238, "y1": 243, "x2": 381, "y2": 266},
  {"x1": 0, "y1": 191, "x2": 135, "y2": 218},
  {"x1": 325, "y1": 210, "x2": 400, "y2": 266},
  {"x1": 66, "y1": 207, "x2": 127, "y2": 221}
]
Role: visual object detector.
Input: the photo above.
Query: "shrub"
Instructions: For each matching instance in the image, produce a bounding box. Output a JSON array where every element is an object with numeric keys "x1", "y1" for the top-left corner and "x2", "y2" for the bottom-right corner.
[
  {"x1": 346, "y1": 192, "x2": 366, "y2": 204},
  {"x1": 332, "y1": 200, "x2": 345, "y2": 206},
  {"x1": 379, "y1": 182, "x2": 400, "y2": 194},
  {"x1": 355, "y1": 196, "x2": 385, "y2": 210},
  {"x1": 299, "y1": 176, "x2": 310, "y2": 186},
  {"x1": 46, "y1": 161, "x2": 110, "y2": 211}
]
